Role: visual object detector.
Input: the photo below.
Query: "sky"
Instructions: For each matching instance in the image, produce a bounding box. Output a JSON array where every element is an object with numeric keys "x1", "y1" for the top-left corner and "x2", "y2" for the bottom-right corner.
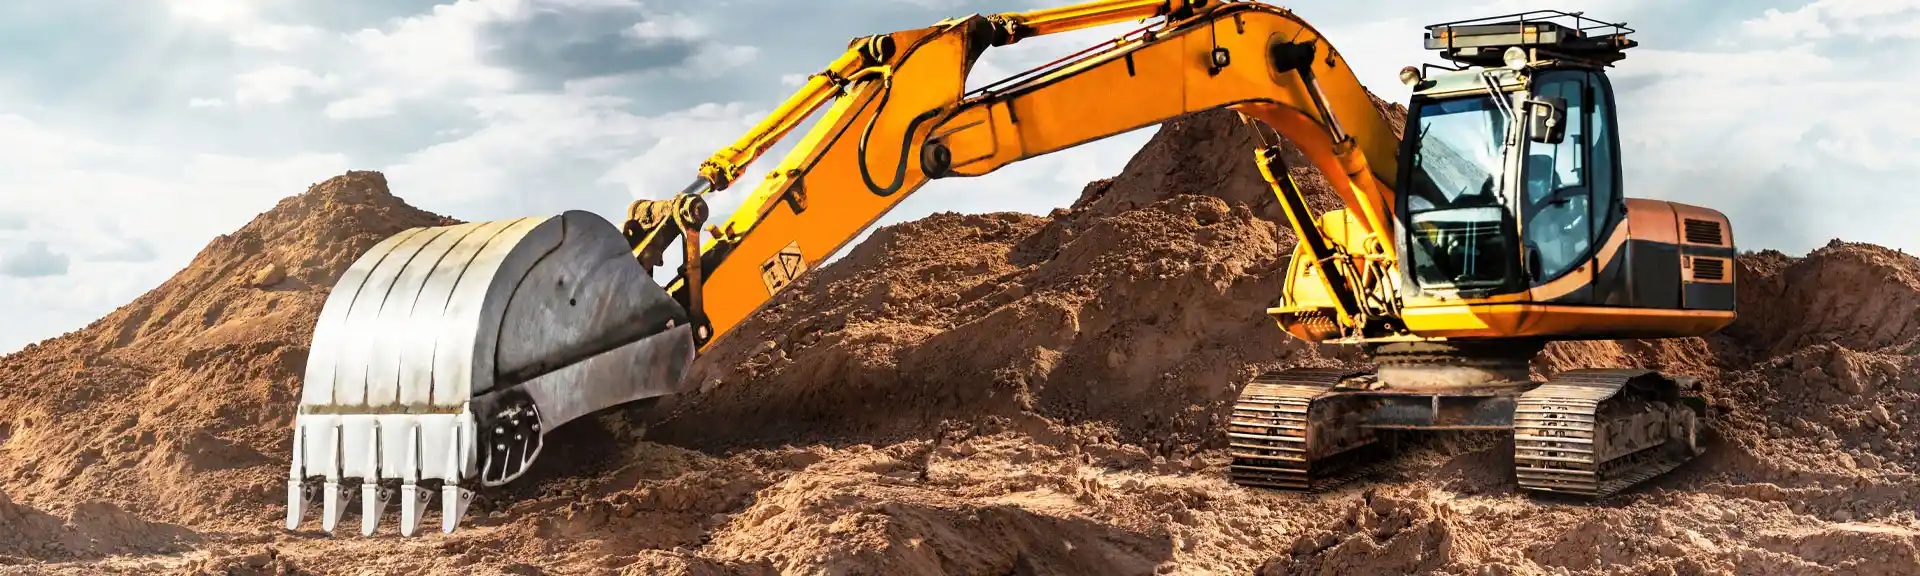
[{"x1": 0, "y1": 0, "x2": 1914, "y2": 353}]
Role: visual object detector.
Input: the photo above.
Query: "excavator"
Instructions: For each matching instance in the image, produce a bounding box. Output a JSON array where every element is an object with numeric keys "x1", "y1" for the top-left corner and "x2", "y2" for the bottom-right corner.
[{"x1": 284, "y1": 0, "x2": 1737, "y2": 536}]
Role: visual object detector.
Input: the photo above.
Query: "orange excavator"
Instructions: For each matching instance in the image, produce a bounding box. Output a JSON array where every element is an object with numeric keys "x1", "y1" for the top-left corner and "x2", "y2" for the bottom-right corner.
[{"x1": 284, "y1": 0, "x2": 1734, "y2": 536}]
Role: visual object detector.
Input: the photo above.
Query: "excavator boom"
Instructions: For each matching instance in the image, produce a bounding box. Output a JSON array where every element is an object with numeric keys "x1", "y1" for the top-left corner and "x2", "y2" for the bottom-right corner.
[{"x1": 660, "y1": 0, "x2": 1401, "y2": 351}]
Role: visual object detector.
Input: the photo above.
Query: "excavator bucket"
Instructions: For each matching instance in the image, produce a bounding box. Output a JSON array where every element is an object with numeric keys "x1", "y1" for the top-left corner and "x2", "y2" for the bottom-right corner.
[{"x1": 283, "y1": 210, "x2": 696, "y2": 536}]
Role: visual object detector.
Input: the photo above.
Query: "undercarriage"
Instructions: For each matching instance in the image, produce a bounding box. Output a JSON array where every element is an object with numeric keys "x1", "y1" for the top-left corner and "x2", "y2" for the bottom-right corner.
[{"x1": 1225, "y1": 340, "x2": 1705, "y2": 497}]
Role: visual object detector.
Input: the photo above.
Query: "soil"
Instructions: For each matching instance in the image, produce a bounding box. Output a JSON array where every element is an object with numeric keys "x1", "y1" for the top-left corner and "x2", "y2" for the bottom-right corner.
[{"x1": 1, "y1": 99, "x2": 1917, "y2": 575}]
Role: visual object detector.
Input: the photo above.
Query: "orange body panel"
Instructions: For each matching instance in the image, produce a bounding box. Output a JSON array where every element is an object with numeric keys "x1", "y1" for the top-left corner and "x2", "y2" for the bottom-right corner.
[
  {"x1": 1625, "y1": 199, "x2": 1677, "y2": 244},
  {"x1": 1401, "y1": 304, "x2": 1734, "y2": 341},
  {"x1": 1385, "y1": 197, "x2": 1738, "y2": 343}
]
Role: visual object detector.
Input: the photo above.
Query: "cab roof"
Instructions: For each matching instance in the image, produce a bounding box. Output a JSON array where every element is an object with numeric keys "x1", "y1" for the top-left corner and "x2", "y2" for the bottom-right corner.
[{"x1": 1424, "y1": 10, "x2": 1636, "y2": 68}]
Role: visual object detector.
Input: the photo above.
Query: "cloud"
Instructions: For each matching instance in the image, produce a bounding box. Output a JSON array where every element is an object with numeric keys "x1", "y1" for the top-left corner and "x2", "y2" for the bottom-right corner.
[
  {"x1": 483, "y1": 4, "x2": 702, "y2": 85},
  {"x1": 1595, "y1": 1, "x2": 1920, "y2": 255},
  {"x1": 1617, "y1": 45, "x2": 1836, "y2": 82},
  {"x1": 0, "y1": 212, "x2": 25, "y2": 230},
  {"x1": 0, "y1": 111, "x2": 350, "y2": 352},
  {"x1": 167, "y1": 0, "x2": 253, "y2": 26},
  {"x1": 187, "y1": 97, "x2": 228, "y2": 108},
  {"x1": 323, "y1": 89, "x2": 396, "y2": 119},
  {"x1": 1743, "y1": 0, "x2": 1920, "y2": 41},
  {"x1": 85, "y1": 237, "x2": 160, "y2": 263},
  {"x1": 878, "y1": 0, "x2": 983, "y2": 9},
  {"x1": 307, "y1": 0, "x2": 756, "y2": 119},
  {"x1": 168, "y1": 0, "x2": 324, "y2": 51},
  {"x1": 233, "y1": 65, "x2": 339, "y2": 105},
  {"x1": 383, "y1": 92, "x2": 767, "y2": 224},
  {"x1": 0, "y1": 242, "x2": 71, "y2": 278},
  {"x1": 235, "y1": 24, "x2": 326, "y2": 51}
]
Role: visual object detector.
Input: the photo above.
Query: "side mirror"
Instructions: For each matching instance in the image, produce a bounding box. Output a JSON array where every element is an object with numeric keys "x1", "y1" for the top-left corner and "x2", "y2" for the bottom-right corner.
[{"x1": 1525, "y1": 96, "x2": 1567, "y2": 145}]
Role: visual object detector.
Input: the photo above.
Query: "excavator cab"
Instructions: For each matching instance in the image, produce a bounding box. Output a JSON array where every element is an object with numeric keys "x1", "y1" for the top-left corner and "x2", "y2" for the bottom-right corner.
[
  {"x1": 1398, "y1": 12, "x2": 1625, "y2": 302},
  {"x1": 1379, "y1": 12, "x2": 1736, "y2": 339},
  {"x1": 1228, "y1": 11, "x2": 1730, "y2": 498}
]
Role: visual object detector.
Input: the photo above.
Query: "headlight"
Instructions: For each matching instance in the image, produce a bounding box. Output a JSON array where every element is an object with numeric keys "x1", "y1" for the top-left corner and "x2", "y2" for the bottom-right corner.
[
  {"x1": 1503, "y1": 46, "x2": 1529, "y2": 70},
  {"x1": 1399, "y1": 66, "x2": 1423, "y2": 87}
]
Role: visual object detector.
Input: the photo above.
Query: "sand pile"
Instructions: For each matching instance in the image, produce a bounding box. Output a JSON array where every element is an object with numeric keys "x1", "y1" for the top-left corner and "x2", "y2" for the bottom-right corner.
[
  {"x1": 3, "y1": 97, "x2": 1919, "y2": 574},
  {"x1": 0, "y1": 171, "x2": 457, "y2": 536},
  {"x1": 0, "y1": 489, "x2": 196, "y2": 565},
  {"x1": 651, "y1": 108, "x2": 1376, "y2": 454}
]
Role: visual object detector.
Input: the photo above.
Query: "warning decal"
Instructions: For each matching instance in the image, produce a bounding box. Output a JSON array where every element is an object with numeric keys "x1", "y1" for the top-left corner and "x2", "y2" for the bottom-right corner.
[{"x1": 760, "y1": 240, "x2": 807, "y2": 295}]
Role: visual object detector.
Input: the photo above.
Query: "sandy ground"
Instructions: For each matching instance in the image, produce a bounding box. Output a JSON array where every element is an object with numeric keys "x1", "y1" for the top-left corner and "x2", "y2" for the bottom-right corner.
[{"x1": 2, "y1": 104, "x2": 1918, "y2": 575}]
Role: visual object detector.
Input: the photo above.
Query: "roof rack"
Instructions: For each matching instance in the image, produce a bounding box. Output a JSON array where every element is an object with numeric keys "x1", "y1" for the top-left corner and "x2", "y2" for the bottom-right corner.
[{"x1": 1424, "y1": 10, "x2": 1636, "y2": 68}]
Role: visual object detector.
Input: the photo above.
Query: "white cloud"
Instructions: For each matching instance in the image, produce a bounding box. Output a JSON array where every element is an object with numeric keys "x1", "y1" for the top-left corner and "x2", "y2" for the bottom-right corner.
[
  {"x1": 339, "y1": 0, "x2": 522, "y2": 101},
  {"x1": 233, "y1": 65, "x2": 339, "y2": 105},
  {"x1": 1617, "y1": 45, "x2": 1836, "y2": 82},
  {"x1": 1743, "y1": 0, "x2": 1920, "y2": 41},
  {"x1": 384, "y1": 92, "x2": 766, "y2": 223},
  {"x1": 314, "y1": 0, "x2": 755, "y2": 118},
  {"x1": 0, "y1": 112, "x2": 349, "y2": 352},
  {"x1": 187, "y1": 97, "x2": 228, "y2": 108},
  {"x1": 323, "y1": 89, "x2": 397, "y2": 119},
  {"x1": 624, "y1": 13, "x2": 705, "y2": 42},
  {"x1": 1598, "y1": 6, "x2": 1920, "y2": 253},
  {"x1": 672, "y1": 44, "x2": 761, "y2": 80},
  {"x1": 168, "y1": 0, "x2": 255, "y2": 26},
  {"x1": 0, "y1": 242, "x2": 69, "y2": 278},
  {"x1": 878, "y1": 0, "x2": 978, "y2": 9},
  {"x1": 234, "y1": 24, "x2": 326, "y2": 51},
  {"x1": 169, "y1": 0, "x2": 323, "y2": 51}
]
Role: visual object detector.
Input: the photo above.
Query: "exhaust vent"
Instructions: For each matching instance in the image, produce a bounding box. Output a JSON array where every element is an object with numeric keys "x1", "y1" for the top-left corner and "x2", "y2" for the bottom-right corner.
[
  {"x1": 1693, "y1": 257, "x2": 1726, "y2": 281},
  {"x1": 1683, "y1": 218, "x2": 1723, "y2": 245}
]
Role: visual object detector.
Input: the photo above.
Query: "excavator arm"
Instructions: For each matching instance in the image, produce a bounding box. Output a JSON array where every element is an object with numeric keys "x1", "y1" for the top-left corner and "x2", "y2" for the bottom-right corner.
[
  {"x1": 286, "y1": 0, "x2": 1408, "y2": 537},
  {"x1": 640, "y1": 0, "x2": 1405, "y2": 354}
]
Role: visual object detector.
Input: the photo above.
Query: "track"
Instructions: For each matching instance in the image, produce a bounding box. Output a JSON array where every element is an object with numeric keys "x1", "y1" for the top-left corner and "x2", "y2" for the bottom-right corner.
[
  {"x1": 1512, "y1": 368, "x2": 1704, "y2": 498},
  {"x1": 1225, "y1": 368, "x2": 1382, "y2": 492}
]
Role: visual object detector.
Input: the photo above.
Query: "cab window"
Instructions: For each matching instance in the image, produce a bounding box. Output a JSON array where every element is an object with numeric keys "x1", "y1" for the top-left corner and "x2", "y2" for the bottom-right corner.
[{"x1": 1522, "y1": 72, "x2": 1592, "y2": 284}]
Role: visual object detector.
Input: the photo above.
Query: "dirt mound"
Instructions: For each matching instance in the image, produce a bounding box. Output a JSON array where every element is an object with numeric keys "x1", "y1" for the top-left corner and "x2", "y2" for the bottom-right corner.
[
  {"x1": 651, "y1": 108, "x2": 1373, "y2": 452},
  {"x1": 0, "y1": 171, "x2": 457, "y2": 534},
  {"x1": 1729, "y1": 241, "x2": 1920, "y2": 356},
  {"x1": 0, "y1": 489, "x2": 197, "y2": 564}
]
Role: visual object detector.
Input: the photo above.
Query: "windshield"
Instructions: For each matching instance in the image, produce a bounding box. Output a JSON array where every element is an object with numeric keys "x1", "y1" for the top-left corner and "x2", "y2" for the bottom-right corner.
[
  {"x1": 1407, "y1": 96, "x2": 1507, "y2": 211},
  {"x1": 1404, "y1": 96, "x2": 1516, "y2": 290}
]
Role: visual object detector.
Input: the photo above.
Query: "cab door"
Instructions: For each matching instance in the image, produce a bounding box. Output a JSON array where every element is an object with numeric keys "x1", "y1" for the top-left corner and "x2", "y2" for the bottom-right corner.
[
  {"x1": 1521, "y1": 71, "x2": 1596, "y2": 304},
  {"x1": 1582, "y1": 70, "x2": 1633, "y2": 306}
]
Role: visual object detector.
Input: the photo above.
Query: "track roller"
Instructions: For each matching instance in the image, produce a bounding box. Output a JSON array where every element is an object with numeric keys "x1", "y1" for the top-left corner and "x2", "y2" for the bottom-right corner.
[
  {"x1": 1226, "y1": 367, "x2": 1383, "y2": 492},
  {"x1": 1512, "y1": 368, "x2": 1704, "y2": 498}
]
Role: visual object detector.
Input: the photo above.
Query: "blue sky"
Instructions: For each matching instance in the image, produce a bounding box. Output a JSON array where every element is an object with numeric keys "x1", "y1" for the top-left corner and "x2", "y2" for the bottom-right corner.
[{"x1": 0, "y1": 0, "x2": 1914, "y2": 353}]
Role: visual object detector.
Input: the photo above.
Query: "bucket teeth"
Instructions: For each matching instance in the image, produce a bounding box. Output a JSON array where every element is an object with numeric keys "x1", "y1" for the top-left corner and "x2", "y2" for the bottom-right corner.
[
  {"x1": 399, "y1": 483, "x2": 432, "y2": 537},
  {"x1": 286, "y1": 479, "x2": 317, "y2": 530},
  {"x1": 443, "y1": 484, "x2": 474, "y2": 534},
  {"x1": 361, "y1": 482, "x2": 393, "y2": 536},
  {"x1": 321, "y1": 480, "x2": 352, "y2": 534},
  {"x1": 441, "y1": 419, "x2": 472, "y2": 534},
  {"x1": 281, "y1": 212, "x2": 697, "y2": 537}
]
